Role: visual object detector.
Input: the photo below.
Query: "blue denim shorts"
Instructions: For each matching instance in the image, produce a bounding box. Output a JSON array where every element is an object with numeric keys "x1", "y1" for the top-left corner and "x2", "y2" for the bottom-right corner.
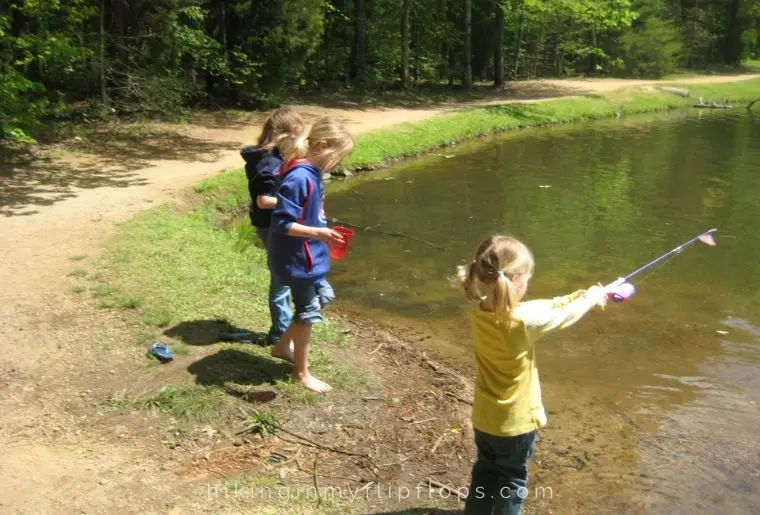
[{"x1": 281, "y1": 279, "x2": 323, "y2": 325}]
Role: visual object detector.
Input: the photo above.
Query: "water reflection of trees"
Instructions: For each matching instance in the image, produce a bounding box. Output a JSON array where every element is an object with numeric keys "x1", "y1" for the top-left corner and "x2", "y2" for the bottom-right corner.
[{"x1": 326, "y1": 113, "x2": 760, "y2": 512}]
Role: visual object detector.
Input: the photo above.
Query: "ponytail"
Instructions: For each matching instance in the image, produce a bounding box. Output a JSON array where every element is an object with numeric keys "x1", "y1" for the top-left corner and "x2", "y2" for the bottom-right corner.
[
  {"x1": 285, "y1": 134, "x2": 310, "y2": 162},
  {"x1": 456, "y1": 235, "x2": 534, "y2": 320}
]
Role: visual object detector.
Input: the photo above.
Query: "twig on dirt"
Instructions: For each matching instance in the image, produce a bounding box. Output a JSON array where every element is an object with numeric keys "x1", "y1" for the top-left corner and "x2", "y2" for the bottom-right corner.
[
  {"x1": 313, "y1": 453, "x2": 322, "y2": 508},
  {"x1": 445, "y1": 391, "x2": 473, "y2": 406},
  {"x1": 427, "y1": 478, "x2": 467, "y2": 500},
  {"x1": 379, "y1": 453, "x2": 414, "y2": 468},
  {"x1": 411, "y1": 417, "x2": 438, "y2": 425},
  {"x1": 331, "y1": 218, "x2": 447, "y2": 250},
  {"x1": 430, "y1": 433, "x2": 447, "y2": 455},
  {"x1": 278, "y1": 427, "x2": 370, "y2": 460},
  {"x1": 362, "y1": 396, "x2": 382, "y2": 401},
  {"x1": 369, "y1": 342, "x2": 385, "y2": 355}
]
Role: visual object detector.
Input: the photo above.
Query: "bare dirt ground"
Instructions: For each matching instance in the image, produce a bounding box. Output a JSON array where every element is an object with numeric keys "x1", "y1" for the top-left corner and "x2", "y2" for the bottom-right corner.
[{"x1": 0, "y1": 74, "x2": 757, "y2": 514}]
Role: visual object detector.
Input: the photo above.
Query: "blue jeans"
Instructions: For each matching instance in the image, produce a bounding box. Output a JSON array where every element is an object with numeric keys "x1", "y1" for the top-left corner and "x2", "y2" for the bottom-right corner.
[
  {"x1": 257, "y1": 229, "x2": 335, "y2": 341},
  {"x1": 257, "y1": 228, "x2": 291, "y2": 343},
  {"x1": 464, "y1": 430, "x2": 538, "y2": 515}
]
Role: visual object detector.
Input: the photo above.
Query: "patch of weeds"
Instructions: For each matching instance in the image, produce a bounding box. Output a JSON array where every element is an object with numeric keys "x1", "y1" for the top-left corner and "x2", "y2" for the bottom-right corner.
[
  {"x1": 69, "y1": 255, "x2": 87, "y2": 261},
  {"x1": 135, "y1": 384, "x2": 226, "y2": 422},
  {"x1": 103, "y1": 390, "x2": 130, "y2": 412},
  {"x1": 68, "y1": 269, "x2": 88, "y2": 278},
  {"x1": 92, "y1": 284, "x2": 117, "y2": 298},
  {"x1": 216, "y1": 196, "x2": 241, "y2": 213},
  {"x1": 171, "y1": 342, "x2": 191, "y2": 356},
  {"x1": 274, "y1": 379, "x2": 321, "y2": 406},
  {"x1": 116, "y1": 294, "x2": 142, "y2": 309},
  {"x1": 309, "y1": 347, "x2": 368, "y2": 392},
  {"x1": 241, "y1": 409, "x2": 281, "y2": 437},
  {"x1": 70, "y1": 285, "x2": 85, "y2": 294},
  {"x1": 162, "y1": 425, "x2": 191, "y2": 449},
  {"x1": 99, "y1": 299, "x2": 115, "y2": 309},
  {"x1": 142, "y1": 308, "x2": 173, "y2": 328}
]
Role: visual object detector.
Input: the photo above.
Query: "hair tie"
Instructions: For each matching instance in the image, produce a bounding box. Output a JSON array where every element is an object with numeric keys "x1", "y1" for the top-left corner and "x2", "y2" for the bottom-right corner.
[{"x1": 497, "y1": 270, "x2": 507, "y2": 280}]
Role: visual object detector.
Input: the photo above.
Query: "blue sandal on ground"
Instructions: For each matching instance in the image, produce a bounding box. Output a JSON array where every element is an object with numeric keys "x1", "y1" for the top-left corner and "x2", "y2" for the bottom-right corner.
[{"x1": 148, "y1": 342, "x2": 173, "y2": 363}]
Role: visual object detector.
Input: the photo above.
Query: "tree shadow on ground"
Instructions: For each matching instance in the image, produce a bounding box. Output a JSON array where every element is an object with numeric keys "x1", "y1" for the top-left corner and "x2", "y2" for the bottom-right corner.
[
  {"x1": 0, "y1": 129, "x2": 241, "y2": 217},
  {"x1": 164, "y1": 319, "x2": 266, "y2": 346},
  {"x1": 187, "y1": 348, "x2": 286, "y2": 403},
  {"x1": 287, "y1": 81, "x2": 578, "y2": 111}
]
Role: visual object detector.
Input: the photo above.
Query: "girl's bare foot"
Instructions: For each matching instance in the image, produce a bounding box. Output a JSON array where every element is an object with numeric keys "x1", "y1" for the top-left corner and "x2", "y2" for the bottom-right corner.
[
  {"x1": 295, "y1": 373, "x2": 332, "y2": 393},
  {"x1": 271, "y1": 340, "x2": 294, "y2": 363}
]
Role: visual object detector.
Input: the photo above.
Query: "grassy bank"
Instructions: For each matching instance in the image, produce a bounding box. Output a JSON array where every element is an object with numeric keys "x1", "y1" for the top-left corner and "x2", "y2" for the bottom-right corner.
[{"x1": 342, "y1": 79, "x2": 760, "y2": 170}]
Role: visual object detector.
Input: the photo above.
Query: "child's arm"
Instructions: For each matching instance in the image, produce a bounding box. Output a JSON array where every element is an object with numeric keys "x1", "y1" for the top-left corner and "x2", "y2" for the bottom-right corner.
[
  {"x1": 271, "y1": 173, "x2": 344, "y2": 244},
  {"x1": 252, "y1": 155, "x2": 281, "y2": 211},
  {"x1": 256, "y1": 195, "x2": 278, "y2": 209},
  {"x1": 514, "y1": 285, "x2": 607, "y2": 337}
]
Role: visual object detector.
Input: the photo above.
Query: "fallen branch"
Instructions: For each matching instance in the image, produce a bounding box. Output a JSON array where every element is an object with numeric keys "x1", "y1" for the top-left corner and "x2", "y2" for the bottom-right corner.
[
  {"x1": 445, "y1": 391, "x2": 473, "y2": 406},
  {"x1": 427, "y1": 478, "x2": 467, "y2": 500},
  {"x1": 331, "y1": 218, "x2": 447, "y2": 250},
  {"x1": 368, "y1": 342, "x2": 385, "y2": 355},
  {"x1": 313, "y1": 453, "x2": 322, "y2": 508},
  {"x1": 430, "y1": 433, "x2": 447, "y2": 455},
  {"x1": 278, "y1": 427, "x2": 373, "y2": 462}
]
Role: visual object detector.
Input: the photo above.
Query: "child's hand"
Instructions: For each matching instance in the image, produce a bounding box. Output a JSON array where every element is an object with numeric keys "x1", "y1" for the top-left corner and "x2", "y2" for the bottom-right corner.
[{"x1": 315, "y1": 228, "x2": 345, "y2": 245}]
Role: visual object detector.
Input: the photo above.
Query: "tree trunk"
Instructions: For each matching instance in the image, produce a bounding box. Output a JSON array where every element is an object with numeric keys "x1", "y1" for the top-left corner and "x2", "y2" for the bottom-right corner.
[
  {"x1": 494, "y1": 1, "x2": 505, "y2": 89},
  {"x1": 513, "y1": 9, "x2": 524, "y2": 80},
  {"x1": 722, "y1": 0, "x2": 743, "y2": 65},
  {"x1": 352, "y1": 0, "x2": 367, "y2": 84},
  {"x1": 463, "y1": 0, "x2": 472, "y2": 89},
  {"x1": 401, "y1": 0, "x2": 411, "y2": 88},
  {"x1": 589, "y1": 27, "x2": 598, "y2": 75},
  {"x1": 100, "y1": 0, "x2": 108, "y2": 106}
]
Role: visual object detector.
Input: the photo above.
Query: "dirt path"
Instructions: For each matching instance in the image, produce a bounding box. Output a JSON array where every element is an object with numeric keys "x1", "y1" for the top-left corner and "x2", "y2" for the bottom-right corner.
[{"x1": 0, "y1": 74, "x2": 756, "y2": 514}]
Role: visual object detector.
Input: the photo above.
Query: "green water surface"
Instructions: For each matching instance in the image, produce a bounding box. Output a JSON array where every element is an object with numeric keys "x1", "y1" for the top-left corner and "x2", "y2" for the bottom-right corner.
[{"x1": 326, "y1": 110, "x2": 760, "y2": 513}]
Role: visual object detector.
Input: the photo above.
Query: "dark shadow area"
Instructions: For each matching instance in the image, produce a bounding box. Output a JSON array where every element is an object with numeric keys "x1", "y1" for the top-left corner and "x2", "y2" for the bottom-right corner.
[
  {"x1": 369, "y1": 509, "x2": 462, "y2": 515},
  {"x1": 289, "y1": 81, "x2": 578, "y2": 111},
  {"x1": 187, "y1": 348, "x2": 288, "y2": 402},
  {"x1": 0, "y1": 129, "x2": 241, "y2": 217},
  {"x1": 164, "y1": 319, "x2": 265, "y2": 346}
]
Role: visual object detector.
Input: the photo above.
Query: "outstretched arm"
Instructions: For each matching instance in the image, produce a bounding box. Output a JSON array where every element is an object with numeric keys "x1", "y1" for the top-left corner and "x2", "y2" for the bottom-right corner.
[{"x1": 515, "y1": 285, "x2": 607, "y2": 337}]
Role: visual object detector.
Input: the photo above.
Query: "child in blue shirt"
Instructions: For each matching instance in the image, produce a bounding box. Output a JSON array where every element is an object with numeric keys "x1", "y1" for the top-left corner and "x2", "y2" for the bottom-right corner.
[{"x1": 269, "y1": 117, "x2": 354, "y2": 393}]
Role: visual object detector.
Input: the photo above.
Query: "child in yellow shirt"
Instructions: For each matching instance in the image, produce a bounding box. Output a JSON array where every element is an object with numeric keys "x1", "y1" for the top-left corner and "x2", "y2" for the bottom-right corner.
[{"x1": 457, "y1": 235, "x2": 608, "y2": 515}]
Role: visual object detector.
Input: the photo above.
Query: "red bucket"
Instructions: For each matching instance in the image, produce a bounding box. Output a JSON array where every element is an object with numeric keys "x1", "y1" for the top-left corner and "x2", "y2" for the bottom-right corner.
[{"x1": 329, "y1": 226, "x2": 355, "y2": 260}]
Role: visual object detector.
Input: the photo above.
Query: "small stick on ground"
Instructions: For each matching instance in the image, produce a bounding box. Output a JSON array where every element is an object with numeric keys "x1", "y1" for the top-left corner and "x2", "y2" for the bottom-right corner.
[
  {"x1": 278, "y1": 427, "x2": 372, "y2": 461},
  {"x1": 427, "y1": 478, "x2": 467, "y2": 500},
  {"x1": 369, "y1": 342, "x2": 384, "y2": 355},
  {"x1": 313, "y1": 452, "x2": 322, "y2": 508},
  {"x1": 445, "y1": 391, "x2": 473, "y2": 406},
  {"x1": 411, "y1": 417, "x2": 438, "y2": 425},
  {"x1": 430, "y1": 433, "x2": 447, "y2": 455}
]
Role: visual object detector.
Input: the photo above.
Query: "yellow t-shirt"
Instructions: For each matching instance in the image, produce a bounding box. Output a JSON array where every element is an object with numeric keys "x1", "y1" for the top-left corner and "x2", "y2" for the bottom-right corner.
[{"x1": 471, "y1": 289, "x2": 605, "y2": 437}]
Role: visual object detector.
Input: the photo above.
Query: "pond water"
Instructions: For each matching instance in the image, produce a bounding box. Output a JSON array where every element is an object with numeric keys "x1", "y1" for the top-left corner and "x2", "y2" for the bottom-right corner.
[{"x1": 325, "y1": 110, "x2": 760, "y2": 513}]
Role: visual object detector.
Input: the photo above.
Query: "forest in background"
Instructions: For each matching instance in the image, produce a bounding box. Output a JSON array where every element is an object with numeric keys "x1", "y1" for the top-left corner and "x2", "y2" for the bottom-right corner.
[{"x1": 1, "y1": 0, "x2": 759, "y2": 142}]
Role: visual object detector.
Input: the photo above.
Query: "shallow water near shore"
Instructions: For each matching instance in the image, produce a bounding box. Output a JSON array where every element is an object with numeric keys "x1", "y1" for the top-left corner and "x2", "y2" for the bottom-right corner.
[{"x1": 325, "y1": 110, "x2": 760, "y2": 513}]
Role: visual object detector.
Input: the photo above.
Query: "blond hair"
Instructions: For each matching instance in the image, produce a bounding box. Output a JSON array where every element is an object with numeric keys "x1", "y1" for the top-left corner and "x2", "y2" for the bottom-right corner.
[
  {"x1": 257, "y1": 107, "x2": 305, "y2": 152},
  {"x1": 286, "y1": 116, "x2": 354, "y2": 173},
  {"x1": 457, "y1": 235, "x2": 535, "y2": 319}
]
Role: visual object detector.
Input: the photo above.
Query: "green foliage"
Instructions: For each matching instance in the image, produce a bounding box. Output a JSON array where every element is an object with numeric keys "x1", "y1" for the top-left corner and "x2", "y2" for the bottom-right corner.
[
  {"x1": 619, "y1": 1, "x2": 683, "y2": 77},
  {"x1": 2, "y1": 0, "x2": 760, "y2": 141}
]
